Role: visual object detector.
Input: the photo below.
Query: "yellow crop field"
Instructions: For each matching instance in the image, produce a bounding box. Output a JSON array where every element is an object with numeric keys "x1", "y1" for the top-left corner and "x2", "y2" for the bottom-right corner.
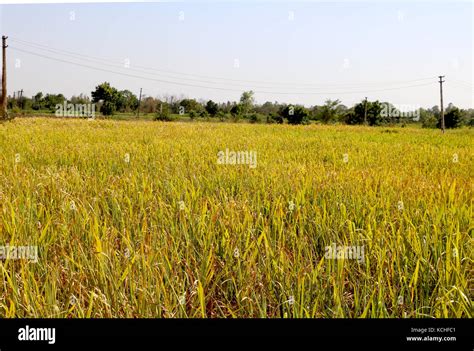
[{"x1": 0, "y1": 118, "x2": 472, "y2": 318}]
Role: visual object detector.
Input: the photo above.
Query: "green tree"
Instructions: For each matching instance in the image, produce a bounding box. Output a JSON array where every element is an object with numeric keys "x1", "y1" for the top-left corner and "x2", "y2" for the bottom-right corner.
[
  {"x1": 281, "y1": 105, "x2": 308, "y2": 125},
  {"x1": 230, "y1": 104, "x2": 243, "y2": 117},
  {"x1": 180, "y1": 99, "x2": 202, "y2": 115},
  {"x1": 216, "y1": 110, "x2": 227, "y2": 122},
  {"x1": 420, "y1": 109, "x2": 437, "y2": 128},
  {"x1": 32, "y1": 92, "x2": 44, "y2": 110},
  {"x1": 438, "y1": 107, "x2": 463, "y2": 129},
  {"x1": 467, "y1": 109, "x2": 474, "y2": 127},
  {"x1": 319, "y1": 99, "x2": 344, "y2": 123},
  {"x1": 91, "y1": 82, "x2": 120, "y2": 116},
  {"x1": 189, "y1": 110, "x2": 197, "y2": 119},
  {"x1": 116, "y1": 90, "x2": 138, "y2": 112},
  {"x1": 70, "y1": 94, "x2": 91, "y2": 105},
  {"x1": 267, "y1": 113, "x2": 283, "y2": 124},
  {"x1": 205, "y1": 100, "x2": 219, "y2": 116},
  {"x1": 239, "y1": 91, "x2": 255, "y2": 114},
  {"x1": 43, "y1": 94, "x2": 66, "y2": 111},
  {"x1": 256, "y1": 101, "x2": 280, "y2": 116},
  {"x1": 154, "y1": 101, "x2": 175, "y2": 121},
  {"x1": 248, "y1": 113, "x2": 263, "y2": 124},
  {"x1": 347, "y1": 99, "x2": 383, "y2": 126},
  {"x1": 100, "y1": 101, "x2": 116, "y2": 116}
]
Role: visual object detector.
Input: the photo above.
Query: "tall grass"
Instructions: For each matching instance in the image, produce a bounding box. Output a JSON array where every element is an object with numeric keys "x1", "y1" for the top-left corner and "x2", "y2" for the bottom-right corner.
[{"x1": 0, "y1": 118, "x2": 472, "y2": 318}]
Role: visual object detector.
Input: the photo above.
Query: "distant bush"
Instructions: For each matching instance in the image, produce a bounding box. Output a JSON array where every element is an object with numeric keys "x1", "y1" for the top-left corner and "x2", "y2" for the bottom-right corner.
[
  {"x1": 248, "y1": 113, "x2": 263, "y2": 124},
  {"x1": 189, "y1": 110, "x2": 197, "y2": 120},
  {"x1": 11, "y1": 106, "x2": 22, "y2": 115},
  {"x1": 437, "y1": 108, "x2": 463, "y2": 129},
  {"x1": 100, "y1": 101, "x2": 116, "y2": 116},
  {"x1": 154, "y1": 103, "x2": 176, "y2": 121},
  {"x1": 154, "y1": 113, "x2": 176, "y2": 122},
  {"x1": 230, "y1": 112, "x2": 241, "y2": 123},
  {"x1": 280, "y1": 105, "x2": 309, "y2": 125},
  {"x1": 344, "y1": 100, "x2": 384, "y2": 126},
  {"x1": 230, "y1": 104, "x2": 243, "y2": 118},
  {"x1": 216, "y1": 111, "x2": 227, "y2": 122},
  {"x1": 419, "y1": 109, "x2": 437, "y2": 129},
  {"x1": 267, "y1": 113, "x2": 283, "y2": 124},
  {"x1": 421, "y1": 115, "x2": 437, "y2": 128}
]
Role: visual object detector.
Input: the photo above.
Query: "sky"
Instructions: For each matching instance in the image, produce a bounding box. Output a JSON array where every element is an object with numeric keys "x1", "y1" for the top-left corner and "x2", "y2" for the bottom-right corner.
[{"x1": 0, "y1": 1, "x2": 473, "y2": 108}]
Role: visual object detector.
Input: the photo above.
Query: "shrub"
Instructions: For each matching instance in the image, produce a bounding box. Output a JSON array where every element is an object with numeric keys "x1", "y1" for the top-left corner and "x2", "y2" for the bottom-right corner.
[
  {"x1": 205, "y1": 100, "x2": 219, "y2": 117},
  {"x1": 230, "y1": 104, "x2": 243, "y2": 118},
  {"x1": 437, "y1": 108, "x2": 463, "y2": 129},
  {"x1": 101, "y1": 101, "x2": 116, "y2": 116},
  {"x1": 248, "y1": 113, "x2": 263, "y2": 124},
  {"x1": 216, "y1": 111, "x2": 227, "y2": 122},
  {"x1": 154, "y1": 103, "x2": 176, "y2": 121},
  {"x1": 281, "y1": 105, "x2": 309, "y2": 125},
  {"x1": 268, "y1": 113, "x2": 284, "y2": 124}
]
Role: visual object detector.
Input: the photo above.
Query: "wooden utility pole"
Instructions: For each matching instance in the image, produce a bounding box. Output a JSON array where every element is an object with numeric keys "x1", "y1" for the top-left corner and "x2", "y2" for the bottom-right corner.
[
  {"x1": 19, "y1": 89, "x2": 23, "y2": 109},
  {"x1": 137, "y1": 88, "x2": 142, "y2": 118},
  {"x1": 1, "y1": 35, "x2": 8, "y2": 120},
  {"x1": 439, "y1": 76, "x2": 445, "y2": 133},
  {"x1": 363, "y1": 97, "x2": 368, "y2": 125}
]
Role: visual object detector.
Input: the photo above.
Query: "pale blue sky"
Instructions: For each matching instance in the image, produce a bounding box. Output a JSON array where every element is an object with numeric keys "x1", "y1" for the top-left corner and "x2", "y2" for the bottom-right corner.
[{"x1": 1, "y1": 1, "x2": 472, "y2": 108}]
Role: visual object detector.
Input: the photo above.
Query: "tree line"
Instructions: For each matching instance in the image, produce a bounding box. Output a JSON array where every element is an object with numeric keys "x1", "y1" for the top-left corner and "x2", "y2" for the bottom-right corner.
[{"x1": 7, "y1": 81, "x2": 474, "y2": 128}]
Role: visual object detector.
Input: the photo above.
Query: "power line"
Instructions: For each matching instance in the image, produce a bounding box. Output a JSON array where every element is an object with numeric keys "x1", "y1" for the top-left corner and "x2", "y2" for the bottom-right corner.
[
  {"x1": 450, "y1": 79, "x2": 473, "y2": 86},
  {"x1": 9, "y1": 37, "x2": 437, "y2": 89},
  {"x1": 10, "y1": 46, "x2": 437, "y2": 95},
  {"x1": 450, "y1": 84, "x2": 473, "y2": 91},
  {"x1": 450, "y1": 80, "x2": 474, "y2": 90},
  {"x1": 11, "y1": 39, "x2": 273, "y2": 89}
]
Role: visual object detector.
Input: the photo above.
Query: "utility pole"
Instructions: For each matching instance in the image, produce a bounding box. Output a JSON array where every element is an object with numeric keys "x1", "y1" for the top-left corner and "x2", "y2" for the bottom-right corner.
[
  {"x1": 19, "y1": 89, "x2": 23, "y2": 109},
  {"x1": 439, "y1": 76, "x2": 445, "y2": 133},
  {"x1": 1, "y1": 35, "x2": 8, "y2": 120},
  {"x1": 363, "y1": 97, "x2": 368, "y2": 125},
  {"x1": 137, "y1": 88, "x2": 142, "y2": 118}
]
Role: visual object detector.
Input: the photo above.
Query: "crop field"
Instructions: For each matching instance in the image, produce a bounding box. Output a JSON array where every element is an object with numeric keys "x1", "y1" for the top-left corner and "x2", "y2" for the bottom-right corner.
[{"x1": 0, "y1": 118, "x2": 472, "y2": 318}]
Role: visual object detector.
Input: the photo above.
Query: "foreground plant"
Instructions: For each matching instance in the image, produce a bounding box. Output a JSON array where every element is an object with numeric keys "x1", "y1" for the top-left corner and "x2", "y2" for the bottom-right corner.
[{"x1": 0, "y1": 118, "x2": 471, "y2": 318}]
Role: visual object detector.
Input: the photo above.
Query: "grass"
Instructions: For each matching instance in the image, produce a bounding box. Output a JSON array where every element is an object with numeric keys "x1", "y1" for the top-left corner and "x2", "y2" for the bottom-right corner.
[{"x1": 0, "y1": 118, "x2": 472, "y2": 318}]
